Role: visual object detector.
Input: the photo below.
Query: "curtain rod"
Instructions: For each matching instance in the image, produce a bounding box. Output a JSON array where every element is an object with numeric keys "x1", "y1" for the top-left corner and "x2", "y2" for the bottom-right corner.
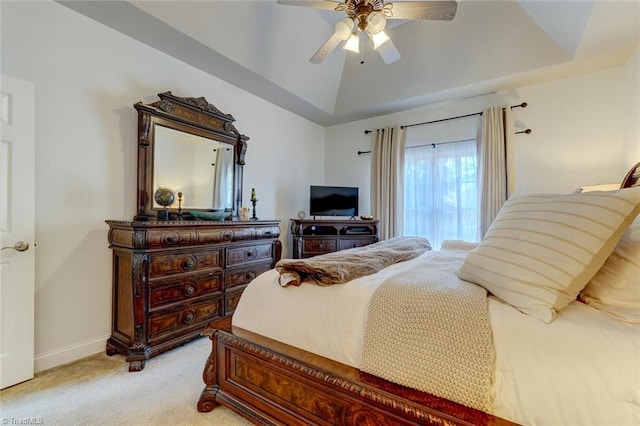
[
  {"x1": 357, "y1": 127, "x2": 532, "y2": 155},
  {"x1": 407, "y1": 138, "x2": 474, "y2": 150},
  {"x1": 363, "y1": 102, "x2": 528, "y2": 134},
  {"x1": 358, "y1": 138, "x2": 473, "y2": 155}
]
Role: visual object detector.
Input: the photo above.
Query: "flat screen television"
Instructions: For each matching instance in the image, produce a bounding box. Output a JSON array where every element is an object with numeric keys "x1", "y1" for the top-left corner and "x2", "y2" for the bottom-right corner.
[{"x1": 310, "y1": 185, "x2": 358, "y2": 217}]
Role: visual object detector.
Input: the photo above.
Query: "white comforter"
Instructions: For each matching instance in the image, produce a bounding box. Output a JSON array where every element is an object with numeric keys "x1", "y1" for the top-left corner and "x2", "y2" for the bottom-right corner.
[{"x1": 232, "y1": 246, "x2": 640, "y2": 426}]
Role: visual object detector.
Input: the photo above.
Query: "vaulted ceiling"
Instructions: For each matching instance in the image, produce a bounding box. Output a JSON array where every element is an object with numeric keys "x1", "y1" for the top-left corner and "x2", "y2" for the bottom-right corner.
[{"x1": 59, "y1": 0, "x2": 639, "y2": 126}]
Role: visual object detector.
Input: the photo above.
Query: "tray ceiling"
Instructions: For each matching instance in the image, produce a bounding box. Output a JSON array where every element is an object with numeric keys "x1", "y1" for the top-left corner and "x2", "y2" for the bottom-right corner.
[{"x1": 58, "y1": 0, "x2": 639, "y2": 126}]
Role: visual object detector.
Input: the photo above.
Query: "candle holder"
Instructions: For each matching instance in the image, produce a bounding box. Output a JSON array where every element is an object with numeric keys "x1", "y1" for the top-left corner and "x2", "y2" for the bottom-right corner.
[
  {"x1": 251, "y1": 199, "x2": 258, "y2": 221},
  {"x1": 177, "y1": 192, "x2": 183, "y2": 220}
]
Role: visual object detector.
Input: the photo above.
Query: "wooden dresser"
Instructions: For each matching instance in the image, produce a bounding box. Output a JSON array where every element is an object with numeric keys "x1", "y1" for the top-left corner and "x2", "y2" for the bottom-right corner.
[
  {"x1": 290, "y1": 219, "x2": 379, "y2": 259},
  {"x1": 105, "y1": 219, "x2": 281, "y2": 371}
]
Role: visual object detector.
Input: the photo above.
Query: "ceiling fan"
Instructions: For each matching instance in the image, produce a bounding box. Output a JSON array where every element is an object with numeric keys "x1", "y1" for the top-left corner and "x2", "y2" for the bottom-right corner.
[{"x1": 277, "y1": 0, "x2": 457, "y2": 64}]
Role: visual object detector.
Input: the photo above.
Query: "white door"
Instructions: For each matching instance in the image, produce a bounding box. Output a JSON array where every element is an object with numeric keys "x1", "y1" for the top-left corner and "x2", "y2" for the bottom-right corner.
[{"x1": 0, "y1": 75, "x2": 35, "y2": 389}]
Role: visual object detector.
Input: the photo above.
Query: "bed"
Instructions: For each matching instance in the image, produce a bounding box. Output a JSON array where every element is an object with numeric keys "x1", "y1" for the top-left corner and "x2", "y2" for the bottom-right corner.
[{"x1": 197, "y1": 162, "x2": 640, "y2": 425}]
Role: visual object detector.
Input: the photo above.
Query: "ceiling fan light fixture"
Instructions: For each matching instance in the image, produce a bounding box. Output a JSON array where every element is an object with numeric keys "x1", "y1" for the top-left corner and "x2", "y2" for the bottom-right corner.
[
  {"x1": 366, "y1": 11, "x2": 387, "y2": 34},
  {"x1": 371, "y1": 30, "x2": 390, "y2": 49},
  {"x1": 335, "y1": 17, "x2": 355, "y2": 40},
  {"x1": 278, "y1": 0, "x2": 459, "y2": 65},
  {"x1": 343, "y1": 33, "x2": 360, "y2": 53}
]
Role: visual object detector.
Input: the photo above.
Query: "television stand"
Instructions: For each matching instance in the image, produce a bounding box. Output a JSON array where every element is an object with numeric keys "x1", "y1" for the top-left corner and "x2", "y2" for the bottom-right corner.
[{"x1": 290, "y1": 218, "x2": 379, "y2": 259}]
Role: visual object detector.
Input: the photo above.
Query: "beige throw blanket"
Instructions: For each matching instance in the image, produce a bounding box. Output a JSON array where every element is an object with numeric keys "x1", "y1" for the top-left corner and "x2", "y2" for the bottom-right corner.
[
  {"x1": 276, "y1": 236, "x2": 431, "y2": 287},
  {"x1": 362, "y1": 250, "x2": 494, "y2": 413}
]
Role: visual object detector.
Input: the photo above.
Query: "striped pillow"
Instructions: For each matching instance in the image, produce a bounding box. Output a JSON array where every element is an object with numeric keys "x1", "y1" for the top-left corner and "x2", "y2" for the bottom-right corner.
[
  {"x1": 457, "y1": 187, "x2": 640, "y2": 322},
  {"x1": 579, "y1": 216, "x2": 640, "y2": 323}
]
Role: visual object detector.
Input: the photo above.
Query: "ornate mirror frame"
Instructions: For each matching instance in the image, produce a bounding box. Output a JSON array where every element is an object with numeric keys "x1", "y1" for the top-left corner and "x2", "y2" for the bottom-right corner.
[{"x1": 134, "y1": 92, "x2": 248, "y2": 221}]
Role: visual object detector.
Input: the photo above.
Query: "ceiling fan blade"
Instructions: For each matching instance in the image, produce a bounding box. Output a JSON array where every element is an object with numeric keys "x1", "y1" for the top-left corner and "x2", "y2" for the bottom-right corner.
[
  {"x1": 376, "y1": 38, "x2": 401, "y2": 64},
  {"x1": 384, "y1": 1, "x2": 457, "y2": 21},
  {"x1": 310, "y1": 32, "x2": 344, "y2": 64},
  {"x1": 277, "y1": 0, "x2": 346, "y2": 12}
]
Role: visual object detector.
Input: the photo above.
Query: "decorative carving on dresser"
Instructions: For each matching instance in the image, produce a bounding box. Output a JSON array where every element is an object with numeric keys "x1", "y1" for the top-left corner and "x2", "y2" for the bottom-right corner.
[{"x1": 106, "y1": 92, "x2": 282, "y2": 371}]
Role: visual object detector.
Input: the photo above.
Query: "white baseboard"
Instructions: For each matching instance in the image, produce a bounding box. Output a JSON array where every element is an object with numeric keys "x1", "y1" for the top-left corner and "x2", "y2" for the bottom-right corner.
[{"x1": 34, "y1": 334, "x2": 110, "y2": 373}]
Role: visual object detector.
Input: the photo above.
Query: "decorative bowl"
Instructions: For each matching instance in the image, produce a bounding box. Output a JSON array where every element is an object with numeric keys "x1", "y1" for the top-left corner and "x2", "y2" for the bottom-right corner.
[
  {"x1": 360, "y1": 215, "x2": 374, "y2": 220},
  {"x1": 189, "y1": 210, "x2": 231, "y2": 221}
]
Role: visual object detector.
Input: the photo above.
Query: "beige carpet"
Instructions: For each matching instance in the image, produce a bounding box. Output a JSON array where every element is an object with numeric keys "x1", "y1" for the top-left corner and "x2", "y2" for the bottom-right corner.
[{"x1": 0, "y1": 337, "x2": 251, "y2": 425}]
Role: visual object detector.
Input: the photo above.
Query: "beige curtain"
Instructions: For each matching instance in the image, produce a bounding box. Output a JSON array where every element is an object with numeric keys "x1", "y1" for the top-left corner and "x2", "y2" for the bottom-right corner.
[
  {"x1": 371, "y1": 126, "x2": 406, "y2": 239},
  {"x1": 477, "y1": 107, "x2": 515, "y2": 237}
]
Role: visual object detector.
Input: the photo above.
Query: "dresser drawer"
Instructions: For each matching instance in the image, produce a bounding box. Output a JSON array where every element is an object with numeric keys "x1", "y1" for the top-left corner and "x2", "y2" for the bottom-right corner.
[
  {"x1": 339, "y1": 238, "x2": 377, "y2": 250},
  {"x1": 148, "y1": 271, "x2": 222, "y2": 310},
  {"x1": 225, "y1": 285, "x2": 247, "y2": 315},
  {"x1": 225, "y1": 262, "x2": 271, "y2": 289},
  {"x1": 149, "y1": 249, "x2": 222, "y2": 278},
  {"x1": 148, "y1": 297, "x2": 223, "y2": 344},
  {"x1": 303, "y1": 238, "x2": 337, "y2": 254},
  {"x1": 145, "y1": 229, "x2": 195, "y2": 248},
  {"x1": 226, "y1": 243, "x2": 272, "y2": 267}
]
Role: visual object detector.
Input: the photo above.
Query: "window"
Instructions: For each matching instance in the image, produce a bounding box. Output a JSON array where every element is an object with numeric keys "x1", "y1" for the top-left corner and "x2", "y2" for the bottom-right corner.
[{"x1": 404, "y1": 139, "x2": 479, "y2": 249}]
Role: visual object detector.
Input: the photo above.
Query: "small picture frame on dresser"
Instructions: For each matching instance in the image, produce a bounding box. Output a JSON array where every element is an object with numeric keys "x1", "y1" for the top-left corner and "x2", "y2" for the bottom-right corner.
[{"x1": 239, "y1": 206, "x2": 250, "y2": 221}]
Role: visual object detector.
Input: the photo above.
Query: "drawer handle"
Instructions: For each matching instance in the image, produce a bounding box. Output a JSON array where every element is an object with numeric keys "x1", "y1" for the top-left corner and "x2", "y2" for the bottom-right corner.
[
  {"x1": 245, "y1": 248, "x2": 257, "y2": 260},
  {"x1": 264, "y1": 230, "x2": 272, "y2": 236},
  {"x1": 182, "y1": 311, "x2": 196, "y2": 324},
  {"x1": 182, "y1": 257, "x2": 196, "y2": 270},
  {"x1": 165, "y1": 233, "x2": 180, "y2": 244},
  {"x1": 245, "y1": 271, "x2": 256, "y2": 282},
  {"x1": 183, "y1": 283, "x2": 196, "y2": 297}
]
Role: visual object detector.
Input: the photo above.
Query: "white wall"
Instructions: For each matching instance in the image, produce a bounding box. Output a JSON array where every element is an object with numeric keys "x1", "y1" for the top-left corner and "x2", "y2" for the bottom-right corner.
[
  {"x1": 326, "y1": 60, "x2": 638, "y2": 211},
  {"x1": 1, "y1": 1, "x2": 324, "y2": 371},
  {"x1": 514, "y1": 66, "x2": 629, "y2": 192},
  {"x1": 623, "y1": 47, "x2": 640, "y2": 168}
]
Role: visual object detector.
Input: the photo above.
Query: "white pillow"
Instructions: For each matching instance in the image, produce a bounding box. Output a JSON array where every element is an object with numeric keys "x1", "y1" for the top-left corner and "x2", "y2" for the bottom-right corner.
[
  {"x1": 573, "y1": 183, "x2": 620, "y2": 193},
  {"x1": 457, "y1": 187, "x2": 640, "y2": 322},
  {"x1": 580, "y1": 217, "x2": 640, "y2": 323}
]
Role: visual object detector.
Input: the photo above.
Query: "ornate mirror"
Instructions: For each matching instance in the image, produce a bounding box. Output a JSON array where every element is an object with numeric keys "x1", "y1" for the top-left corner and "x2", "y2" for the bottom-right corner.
[{"x1": 134, "y1": 92, "x2": 248, "y2": 221}]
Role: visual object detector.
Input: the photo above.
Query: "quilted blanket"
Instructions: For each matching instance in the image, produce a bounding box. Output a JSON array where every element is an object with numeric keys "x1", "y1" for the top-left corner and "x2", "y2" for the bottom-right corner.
[
  {"x1": 275, "y1": 236, "x2": 431, "y2": 287},
  {"x1": 361, "y1": 250, "x2": 494, "y2": 413}
]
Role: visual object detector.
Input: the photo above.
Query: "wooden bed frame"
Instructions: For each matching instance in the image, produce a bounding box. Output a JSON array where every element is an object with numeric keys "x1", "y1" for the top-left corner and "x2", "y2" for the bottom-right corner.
[
  {"x1": 197, "y1": 326, "x2": 514, "y2": 425},
  {"x1": 196, "y1": 162, "x2": 640, "y2": 425},
  {"x1": 622, "y1": 161, "x2": 640, "y2": 189}
]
